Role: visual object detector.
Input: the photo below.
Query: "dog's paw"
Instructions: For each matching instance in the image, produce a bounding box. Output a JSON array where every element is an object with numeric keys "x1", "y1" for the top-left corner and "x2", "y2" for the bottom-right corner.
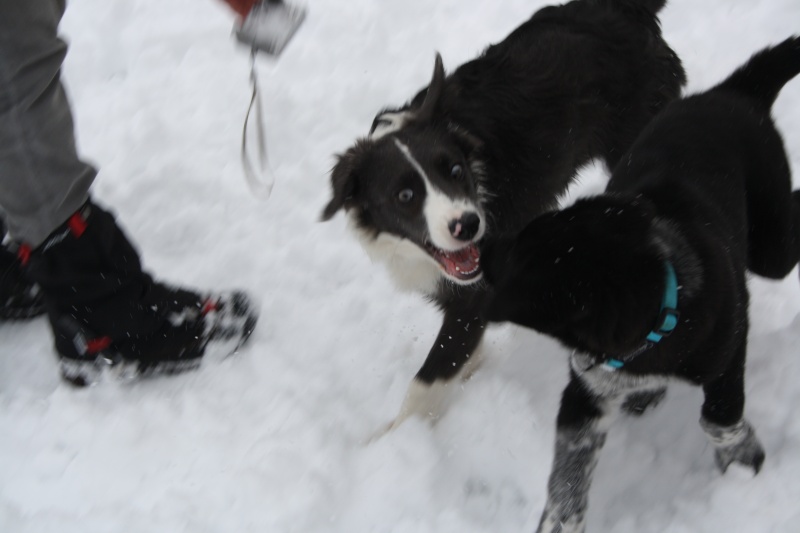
[
  {"x1": 363, "y1": 420, "x2": 394, "y2": 445},
  {"x1": 713, "y1": 437, "x2": 765, "y2": 475},
  {"x1": 363, "y1": 378, "x2": 452, "y2": 444},
  {"x1": 364, "y1": 415, "x2": 409, "y2": 444},
  {"x1": 537, "y1": 506, "x2": 586, "y2": 533},
  {"x1": 701, "y1": 418, "x2": 765, "y2": 474},
  {"x1": 364, "y1": 410, "x2": 432, "y2": 444},
  {"x1": 620, "y1": 387, "x2": 667, "y2": 416}
]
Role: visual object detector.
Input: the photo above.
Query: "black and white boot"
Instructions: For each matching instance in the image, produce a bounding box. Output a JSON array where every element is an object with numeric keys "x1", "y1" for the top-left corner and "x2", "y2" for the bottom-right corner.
[
  {"x1": 23, "y1": 200, "x2": 259, "y2": 386},
  {"x1": 1, "y1": 221, "x2": 45, "y2": 320}
]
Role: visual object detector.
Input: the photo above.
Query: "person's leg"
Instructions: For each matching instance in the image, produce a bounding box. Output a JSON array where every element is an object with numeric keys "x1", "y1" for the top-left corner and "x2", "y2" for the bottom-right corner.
[
  {"x1": 0, "y1": 1, "x2": 258, "y2": 385},
  {"x1": 1, "y1": 219, "x2": 45, "y2": 320},
  {"x1": 0, "y1": 0, "x2": 95, "y2": 247},
  {"x1": 0, "y1": 0, "x2": 76, "y2": 321}
]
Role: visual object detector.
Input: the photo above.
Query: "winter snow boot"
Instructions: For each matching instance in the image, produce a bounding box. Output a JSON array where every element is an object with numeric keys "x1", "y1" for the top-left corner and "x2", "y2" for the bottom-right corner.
[
  {"x1": 23, "y1": 200, "x2": 258, "y2": 386},
  {"x1": 1, "y1": 219, "x2": 45, "y2": 320}
]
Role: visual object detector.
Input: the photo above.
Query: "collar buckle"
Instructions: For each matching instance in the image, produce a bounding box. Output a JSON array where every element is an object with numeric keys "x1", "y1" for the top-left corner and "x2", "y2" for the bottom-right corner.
[{"x1": 646, "y1": 306, "x2": 680, "y2": 343}]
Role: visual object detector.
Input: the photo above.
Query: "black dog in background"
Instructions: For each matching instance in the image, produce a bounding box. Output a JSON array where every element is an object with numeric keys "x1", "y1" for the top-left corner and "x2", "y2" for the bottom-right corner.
[
  {"x1": 482, "y1": 37, "x2": 800, "y2": 533},
  {"x1": 322, "y1": 0, "x2": 685, "y2": 432}
]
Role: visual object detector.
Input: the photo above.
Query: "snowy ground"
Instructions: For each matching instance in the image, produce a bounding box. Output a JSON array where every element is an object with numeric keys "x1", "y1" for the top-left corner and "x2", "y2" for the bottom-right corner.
[{"x1": 2, "y1": 0, "x2": 800, "y2": 531}]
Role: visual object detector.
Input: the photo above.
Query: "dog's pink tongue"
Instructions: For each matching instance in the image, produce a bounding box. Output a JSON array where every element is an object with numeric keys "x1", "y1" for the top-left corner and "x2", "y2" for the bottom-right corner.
[{"x1": 442, "y1": 244, "x2": 481, "y2": 278}]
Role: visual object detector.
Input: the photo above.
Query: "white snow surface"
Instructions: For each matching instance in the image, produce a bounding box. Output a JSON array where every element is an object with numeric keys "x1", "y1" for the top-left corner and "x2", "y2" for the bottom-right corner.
[{"x1": 2, "y1": 0, "x2": 800, "y2": 531}]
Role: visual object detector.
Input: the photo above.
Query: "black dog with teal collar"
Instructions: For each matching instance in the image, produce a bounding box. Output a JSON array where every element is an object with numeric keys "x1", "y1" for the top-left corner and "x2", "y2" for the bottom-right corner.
[{"x1": 482, "y1": 36, "x2": 800, "y2": 533}]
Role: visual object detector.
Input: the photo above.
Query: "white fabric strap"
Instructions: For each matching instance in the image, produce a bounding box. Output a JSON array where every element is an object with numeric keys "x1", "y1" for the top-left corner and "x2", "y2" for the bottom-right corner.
[{"x1": 241, "y1": 51, "x2": 274, "y2": 201}]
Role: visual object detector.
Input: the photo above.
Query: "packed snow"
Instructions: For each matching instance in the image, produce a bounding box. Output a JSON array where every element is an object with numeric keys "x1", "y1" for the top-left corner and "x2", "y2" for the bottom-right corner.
[{"x1": 2, "y1": 0, "x2": 800, "y2": 531}]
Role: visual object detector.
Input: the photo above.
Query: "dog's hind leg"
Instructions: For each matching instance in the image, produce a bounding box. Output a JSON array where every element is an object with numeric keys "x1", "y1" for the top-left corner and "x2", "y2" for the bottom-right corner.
[
  {"x1": 537, "y1": 375, "x2": 619, "y2": 533},
  {"x1": 699, "y1": 343, "x2": 765, "y2": 474},
  {"x1": 795, "y1": 190, "x2": 800, "y2": 282},
  {"x1": 794, "y1": 190, "x2": 800, "y2": 283},
  {"x1": 746, "y1": 185, "x2": 800, "y2": 279},
  {"x1": 745, "y1": 138, "x2": 800, "y2": 279}
]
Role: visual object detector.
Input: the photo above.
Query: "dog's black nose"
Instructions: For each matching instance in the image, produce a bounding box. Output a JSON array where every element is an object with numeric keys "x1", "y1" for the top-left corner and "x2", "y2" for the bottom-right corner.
[{"x1": 449, "y1": 212, "x2": 481, "y2": 241}]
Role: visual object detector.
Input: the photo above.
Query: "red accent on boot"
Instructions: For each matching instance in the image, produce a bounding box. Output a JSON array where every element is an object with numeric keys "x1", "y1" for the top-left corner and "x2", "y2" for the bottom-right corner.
[
  {"x1": 68, "y1": 212, "x2": 88, "y2": 237},
  {"x1": 17, "y1": 244, "x2": 32, "y2": 266},
  {"x1": 86, "y1": 336, "x2": 112, "y2": 354},
  {"x1": 201, "y1": 299, "x2": 219, "y2": 316}
]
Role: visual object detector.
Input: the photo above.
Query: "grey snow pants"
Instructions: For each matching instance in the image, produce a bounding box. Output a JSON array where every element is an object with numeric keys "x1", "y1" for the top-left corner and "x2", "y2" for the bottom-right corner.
[{"x1": 0, "y1": 0, "x2": 96, "y2": 247}]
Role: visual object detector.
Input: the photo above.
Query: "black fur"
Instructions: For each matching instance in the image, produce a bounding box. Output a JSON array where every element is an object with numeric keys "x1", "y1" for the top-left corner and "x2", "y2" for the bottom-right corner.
[
  {"x1": 322, "y1": 0, "x2": 685, "y2": 426},
  {"x1": 482, "y1": 36, "x2": 800, "y2": 533}
]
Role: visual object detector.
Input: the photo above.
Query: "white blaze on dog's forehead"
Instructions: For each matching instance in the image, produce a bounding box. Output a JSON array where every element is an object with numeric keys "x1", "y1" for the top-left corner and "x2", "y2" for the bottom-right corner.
[
  {"x1": 370, "y1": 111, "x2": 411, "y2": 140},
  {"x1": 393, "y1": 138, "x2": 486, "y2": 251},
  {"x1": 392, "y1": 137, "x2": 430, "y2": 181}
]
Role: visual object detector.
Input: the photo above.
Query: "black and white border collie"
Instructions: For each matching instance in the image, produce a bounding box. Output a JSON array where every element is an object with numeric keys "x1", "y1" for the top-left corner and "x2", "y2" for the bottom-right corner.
[
  {"x1": 322, "y1": 0, "x2": 685, "y2": 430},
  {"x1": 482, "y1": 36, "x2": 800, "y2": 533}
]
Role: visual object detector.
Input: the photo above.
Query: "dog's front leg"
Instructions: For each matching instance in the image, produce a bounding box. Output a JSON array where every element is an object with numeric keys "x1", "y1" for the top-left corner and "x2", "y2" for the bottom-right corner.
[
  {"x1": 538, "y1": 375, "x2": 615, "y2": 533},
  {"x1": 382, "y1": 298, "x2": 487, "y2": 434},
  {"x1": 699, "y1": 343, "x2": 765, "y2": 474}
]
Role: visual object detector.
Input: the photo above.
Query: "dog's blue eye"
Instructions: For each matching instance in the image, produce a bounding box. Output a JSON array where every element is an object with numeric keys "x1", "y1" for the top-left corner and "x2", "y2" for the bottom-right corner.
[
  {"x1": 398, "y1": 189, "x2": 414, "y2": 203},
  {"x1": 451, "y1": 164, "x2": 463, "y2": 179}
]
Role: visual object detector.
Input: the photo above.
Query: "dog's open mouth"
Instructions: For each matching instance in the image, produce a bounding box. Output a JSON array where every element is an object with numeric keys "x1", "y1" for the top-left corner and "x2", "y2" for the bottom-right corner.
[{"x1": 424, "y1": 241, "x2": 482, "y2": 282}]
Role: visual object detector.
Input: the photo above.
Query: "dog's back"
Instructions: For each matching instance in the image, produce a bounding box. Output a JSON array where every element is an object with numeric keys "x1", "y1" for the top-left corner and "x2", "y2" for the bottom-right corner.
[
  {"x1": 609, "y1": 36, "x2": 800, "y2": 280},
  {"x1": 458, "y1": 0, "x2": 681, "y2": 146},
  {"x1": 442, "y1": 0, "x2": 684, "y2": 233}
]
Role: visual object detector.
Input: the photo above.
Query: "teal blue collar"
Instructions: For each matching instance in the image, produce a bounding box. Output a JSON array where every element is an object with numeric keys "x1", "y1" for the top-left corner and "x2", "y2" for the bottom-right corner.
[
  {"x1": 646, "y1": 261, "x2": 680, "y2": 343},
  {"x1": 603, "y1": 261, "x2": 680, "y2": 371}
]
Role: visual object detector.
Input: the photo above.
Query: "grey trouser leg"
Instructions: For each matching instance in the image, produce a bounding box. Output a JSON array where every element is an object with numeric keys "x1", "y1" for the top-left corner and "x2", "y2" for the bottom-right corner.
[{"x1": 0, "y1": 0, "x2": 96, "y2": 247}]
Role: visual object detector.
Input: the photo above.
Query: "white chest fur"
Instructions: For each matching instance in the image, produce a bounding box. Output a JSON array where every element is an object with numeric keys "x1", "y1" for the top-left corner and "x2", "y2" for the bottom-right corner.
[{"x1": 570, "y1": 352, "x2": 670, "y2": 399}]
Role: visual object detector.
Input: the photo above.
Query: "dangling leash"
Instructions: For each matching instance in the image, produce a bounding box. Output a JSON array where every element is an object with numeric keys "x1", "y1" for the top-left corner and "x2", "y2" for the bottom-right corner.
[
  {"x1": 241, "y1": 50, "x2": 273, "y2": 200},
  {"x1": 235, "y1": 1, "x2": 307, "y2": 200}
]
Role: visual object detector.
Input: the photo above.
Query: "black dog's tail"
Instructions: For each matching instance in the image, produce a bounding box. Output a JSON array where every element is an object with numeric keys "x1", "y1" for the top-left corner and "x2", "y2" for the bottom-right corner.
[{"x1": 713, "y1": 36, "x2": 800, "y2": 109}]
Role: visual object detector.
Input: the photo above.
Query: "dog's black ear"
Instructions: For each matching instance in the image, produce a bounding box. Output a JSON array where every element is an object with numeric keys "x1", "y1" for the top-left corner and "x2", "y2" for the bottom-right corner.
[
  {"x1": 416, "y1": 52, "x2": 446, "y2": 123},
  {"x1": 321, "y1": 141, "x2": 369, "y2": 221}
]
